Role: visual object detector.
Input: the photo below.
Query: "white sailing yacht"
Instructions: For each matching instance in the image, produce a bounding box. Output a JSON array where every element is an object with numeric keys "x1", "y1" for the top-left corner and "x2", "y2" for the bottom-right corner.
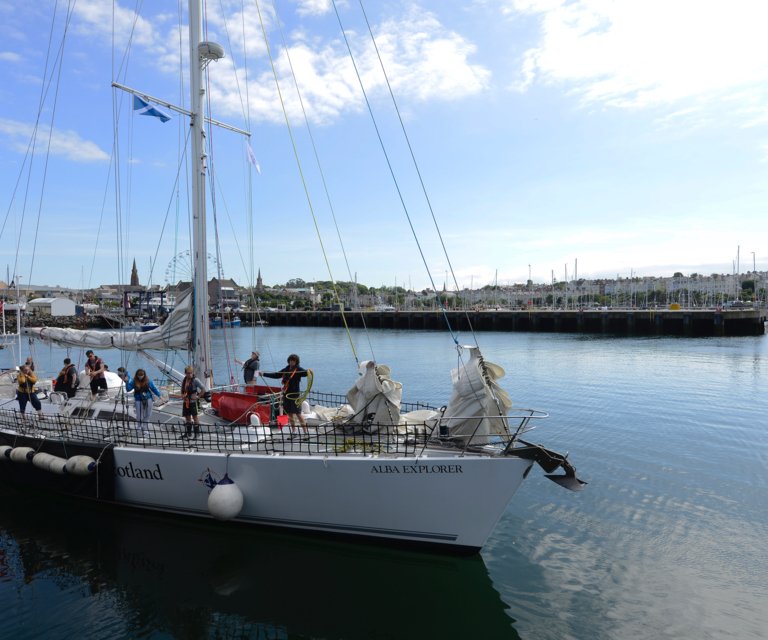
[{"x1": 0, "y1": 0, "x2": 584, "y2": 553}]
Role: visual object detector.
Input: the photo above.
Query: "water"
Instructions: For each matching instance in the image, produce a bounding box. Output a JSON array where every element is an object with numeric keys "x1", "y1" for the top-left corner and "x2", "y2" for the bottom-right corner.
[{"x1": 2, "y1": 327, "x2": 767, "y2": 639}]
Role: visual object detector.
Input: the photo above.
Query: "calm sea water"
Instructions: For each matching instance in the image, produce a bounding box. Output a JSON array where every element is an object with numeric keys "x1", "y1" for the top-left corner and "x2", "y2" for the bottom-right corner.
[{"x1": 1, "y1": 326, "x2": 767, "y2": 639}]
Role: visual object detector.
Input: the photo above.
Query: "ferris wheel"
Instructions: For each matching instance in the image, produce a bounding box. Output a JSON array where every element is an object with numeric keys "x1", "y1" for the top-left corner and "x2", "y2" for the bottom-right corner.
[{"x1": 164, "y1": 250, "x2": 222, "y2": 287}]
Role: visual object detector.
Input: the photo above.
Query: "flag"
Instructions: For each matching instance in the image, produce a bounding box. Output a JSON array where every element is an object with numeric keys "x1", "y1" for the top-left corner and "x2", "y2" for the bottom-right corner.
[
  {"x1": 246, "y1": 143, "x2": 261, "y2": 174},
  {"x1": 133, "y1": 95, "x2": 171, "y2": 123}
]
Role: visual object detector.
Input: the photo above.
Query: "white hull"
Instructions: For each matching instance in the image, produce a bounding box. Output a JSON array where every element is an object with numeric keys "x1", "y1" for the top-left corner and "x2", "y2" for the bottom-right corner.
[{"x1": 111, "y1": 447, "x2": 532, "y2": 550}]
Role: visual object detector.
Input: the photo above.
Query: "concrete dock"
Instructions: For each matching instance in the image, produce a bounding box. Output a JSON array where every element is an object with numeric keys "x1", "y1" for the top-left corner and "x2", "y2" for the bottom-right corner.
[{"x1": 248, "y1": 308, "x2": 766, "y2": 337}]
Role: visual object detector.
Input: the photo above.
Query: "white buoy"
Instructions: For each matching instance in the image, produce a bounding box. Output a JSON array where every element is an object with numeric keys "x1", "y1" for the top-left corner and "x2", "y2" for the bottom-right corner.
[
  {"x1": 207, "y1": 474, "x2": 244, "y2": 521},
  {"x1": 301, "y1": 400, "x2": 310, "y2": 414},
  {"x1": 9, "y1": 447, "x2": 35, "y2": 463},
  {"x1": 248, "y1": 412, "x2": 261, "y2": 427},
  {"x1": 65, "y1": 455, "x2": 97, "y2": 475},
  {"x1": 32, "y1": 452, "x2": 68, "y2": 474},
  {"x1": 0, "y1": 445, "x2": 12, "y2": 459}
]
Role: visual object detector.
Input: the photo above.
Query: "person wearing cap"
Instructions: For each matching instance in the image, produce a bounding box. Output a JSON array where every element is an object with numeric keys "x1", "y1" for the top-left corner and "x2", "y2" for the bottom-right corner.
[
  {"x1": 84, "y1": 350, "x2": 108, "y2": 396},
  {"x1": 235, "y1": 350, "x2": 260, "y2": 385}
]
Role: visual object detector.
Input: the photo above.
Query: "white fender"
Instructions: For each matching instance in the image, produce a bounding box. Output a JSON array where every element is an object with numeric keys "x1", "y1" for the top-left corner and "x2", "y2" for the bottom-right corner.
[
  {"x1": 9, "y1": 447, "x2": 35, "y2": 463},
  {"x1": 301, "y1": 400, "x2": 310, "y2": 415},
  {"x1": 0, "y1": 445, "x2": 12, "y2": 459},
  {"x1": 207, "y1": 474, "x2": 244, "y2": 521},
  {"x1": 32, "y1": 452, "x2": 68, "y2": 474},
  {"x1": 248, "y1": 412, "x2": 261, "y2": 426},
  {"x1": 65, "y1": 455, "x2": 97, "y2": 475}
]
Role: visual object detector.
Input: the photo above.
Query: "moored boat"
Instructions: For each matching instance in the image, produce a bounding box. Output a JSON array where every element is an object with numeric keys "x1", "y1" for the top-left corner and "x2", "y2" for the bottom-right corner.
[{"x1": 0, "y1": 0, "x2": 584, "y2": 554}]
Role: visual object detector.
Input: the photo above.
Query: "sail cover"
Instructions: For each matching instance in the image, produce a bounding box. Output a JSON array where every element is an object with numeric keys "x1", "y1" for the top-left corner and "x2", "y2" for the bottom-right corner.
[
  {"x1": 345, "y1": 360, "x2": 403, "y2": 432},
  {"x1": 21, "y1": 288, "x2": 192, "y2": 351},
  {"x1": 441, "y1": 346, "x2": 511, "y2": 440}
]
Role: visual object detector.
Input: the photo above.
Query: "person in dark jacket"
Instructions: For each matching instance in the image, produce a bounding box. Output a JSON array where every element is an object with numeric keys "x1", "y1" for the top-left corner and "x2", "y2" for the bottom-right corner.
[
  {"x1": 260, "y1": 354, "x2": 311, "y2": 435},
  {"x1": 55, "y1": 358, "x2": 79, "y2": 398},
  {"x1": 235, "y1": 350, "x2": 260, "y2": 385}
]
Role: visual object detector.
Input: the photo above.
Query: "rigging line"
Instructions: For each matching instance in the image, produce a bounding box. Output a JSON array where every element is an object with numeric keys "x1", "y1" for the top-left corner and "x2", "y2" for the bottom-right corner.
[
  {"x1": 113, "y1": 1, "x2": 145, "y2": 297},
  {"x1": 6, "y1": 0, "x2": 70, "y2": 285},
  {"x1": 254, "y1": 0, "x2": 360, "y2": 365},
  {"x1": 149, "y1": 128, "x2": 193, "y2": 297},
  {"x1": 330, "y1": 0, "x2": 459, "y2": 346},
  {"x1": 215, "y1": 0, "x2": 251, "y2": 128},
  {"x1": 27, "y1": 0, "x2": 79, "y2": 290},
  {"x1": 0, "y1": 3, "x2": 69, "y2": 247},
  {"x1": 211, "y1": 0, "x2": 259, "y2": 346},
  {"x1": 269, "y1": 0, "x2": 373, "y2": 364},
  {"x1": 202, "y1": 42, "x2": 236, "y2": 385},
  {"x1": 357, "y1": 0, "x2": 480, "y2": 348}
]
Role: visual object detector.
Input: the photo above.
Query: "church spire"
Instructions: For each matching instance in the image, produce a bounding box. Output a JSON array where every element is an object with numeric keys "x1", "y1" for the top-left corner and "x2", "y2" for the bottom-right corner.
[{"x1": 130, "y1": 259, "x2": 139, "y2": 286}]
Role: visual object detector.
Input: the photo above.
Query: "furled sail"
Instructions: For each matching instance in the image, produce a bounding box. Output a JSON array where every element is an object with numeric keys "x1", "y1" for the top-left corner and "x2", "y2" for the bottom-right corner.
[
  {"x1": 441, "y1": 346, "x2": 511, "y2": 440},
  {"x1": 345, "y1": 360, "x2": 403, "y2": 432},
  {"x1": 21, "y1": 289, "x2": 193, "y2": 351}
]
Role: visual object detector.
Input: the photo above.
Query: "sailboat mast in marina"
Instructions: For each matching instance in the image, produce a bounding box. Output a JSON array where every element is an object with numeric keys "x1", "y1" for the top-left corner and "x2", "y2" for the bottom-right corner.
[{"x1": 0, "y1": 0, "x2": 585, "y2": 554}]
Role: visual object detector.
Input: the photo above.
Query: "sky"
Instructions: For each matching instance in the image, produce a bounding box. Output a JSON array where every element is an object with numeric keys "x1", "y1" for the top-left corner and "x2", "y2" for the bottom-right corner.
[{"x1": 1, "y1": 0, "x2": 767, "y2": 292}]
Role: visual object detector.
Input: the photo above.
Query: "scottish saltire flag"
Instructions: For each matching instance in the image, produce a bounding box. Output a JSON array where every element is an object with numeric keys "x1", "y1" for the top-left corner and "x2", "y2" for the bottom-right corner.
[
  {"x1": 133, "y1": 95, "x2": 171, "y2": 123},
  {"x1": 246, "y1": 142, "x2": 261, "y2": 174}
]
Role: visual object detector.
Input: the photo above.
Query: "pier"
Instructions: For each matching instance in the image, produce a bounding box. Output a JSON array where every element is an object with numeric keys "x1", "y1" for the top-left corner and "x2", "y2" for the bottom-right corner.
[{"x1": 246, "y1": 308, "x2": 766, "y2": 337}]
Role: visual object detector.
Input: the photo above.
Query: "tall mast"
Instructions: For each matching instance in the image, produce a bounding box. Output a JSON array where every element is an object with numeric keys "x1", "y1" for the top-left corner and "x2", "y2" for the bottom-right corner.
[{"x1": 188, "y1": 0, "x2": 223, "y2": 389}]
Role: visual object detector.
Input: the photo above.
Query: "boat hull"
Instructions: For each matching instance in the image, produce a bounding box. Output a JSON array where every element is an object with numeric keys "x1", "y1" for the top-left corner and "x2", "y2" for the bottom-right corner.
[
  {"x1": 111, "y1": 447, "x2": 531, "y2": 550},
  {"x1": 0, "y1": 429, "x2": 531, "y2": 551}
]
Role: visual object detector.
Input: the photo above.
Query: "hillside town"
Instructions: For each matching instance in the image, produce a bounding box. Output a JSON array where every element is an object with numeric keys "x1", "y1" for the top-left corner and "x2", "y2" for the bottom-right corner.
[{"x1": 1, "y1": 258, "x2": 765, "y2": 323}]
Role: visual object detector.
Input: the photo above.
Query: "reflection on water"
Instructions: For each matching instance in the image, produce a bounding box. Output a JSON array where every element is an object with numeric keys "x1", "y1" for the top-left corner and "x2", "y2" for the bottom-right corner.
[
  {"x1": 4, "y1": 329, "x2": 768, "y2": 639},
  {"x1": 0, "y1": 488, "x2": 517, "y2": 639}
]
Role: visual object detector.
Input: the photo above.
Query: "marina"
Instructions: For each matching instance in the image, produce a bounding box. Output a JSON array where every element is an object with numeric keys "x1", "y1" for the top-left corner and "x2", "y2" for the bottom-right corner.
[{"x1": 1, "y1": 327, "x2": 766, "y2": 639}]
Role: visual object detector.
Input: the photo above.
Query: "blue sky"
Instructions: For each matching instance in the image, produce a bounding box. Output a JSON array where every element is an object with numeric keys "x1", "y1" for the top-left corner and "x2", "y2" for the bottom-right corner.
[{"x1": 1, "y1": 0, "x2": 767, "y2": 292}]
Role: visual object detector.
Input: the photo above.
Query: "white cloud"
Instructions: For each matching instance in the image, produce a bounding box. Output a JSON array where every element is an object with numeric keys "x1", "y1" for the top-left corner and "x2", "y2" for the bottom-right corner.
[
  {"x1": 0, "y1": 118, "x2": 109, "y2": 163},
  {"x1": 174, "y1": 3, "x2": 490, "y2": 125},
  {"x1": 0, "y1": 51, "x2": 21, "y2": 62},
  {"x1": 509, "y1": 0, "x2": 768, "y2": 115},
  {"x1": 293, "y1": 0, "x2": 335, "y2": 17}
]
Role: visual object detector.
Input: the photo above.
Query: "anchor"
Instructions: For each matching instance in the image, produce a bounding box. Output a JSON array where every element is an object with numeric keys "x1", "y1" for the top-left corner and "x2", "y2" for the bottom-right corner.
[{"x1": 507, "y1": 439, "x2": 587, "y2": 492}]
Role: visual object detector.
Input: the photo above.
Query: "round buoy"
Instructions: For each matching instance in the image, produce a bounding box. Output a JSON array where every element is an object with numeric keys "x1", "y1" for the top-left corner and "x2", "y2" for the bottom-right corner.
[
  {"x1": 9, "y1": 447, "x2": 35, "y2": 463},
  {"x1": 32, "y1": 452, "x2": 68, "y2": 474},
  {"x1": 0, "y1": 445, "x2": 12, "y2": 459},
  {"x1": 207, "y1": 474, "x2": 244, "y2": 521},
  {"x1": 65, "y1": 455, "x2": 97, "y2": 476}
]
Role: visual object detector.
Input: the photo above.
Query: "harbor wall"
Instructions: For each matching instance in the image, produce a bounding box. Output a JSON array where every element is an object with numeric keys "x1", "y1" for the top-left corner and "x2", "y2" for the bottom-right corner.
[{"x1": 246, "y1": 308, "x2": 766, "y2": 337}]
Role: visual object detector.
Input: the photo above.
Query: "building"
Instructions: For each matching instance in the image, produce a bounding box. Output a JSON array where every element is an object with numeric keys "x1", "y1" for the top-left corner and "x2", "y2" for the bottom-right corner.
[{"x1": 27, "y1": 297, "x2": 77, "y2": 317}]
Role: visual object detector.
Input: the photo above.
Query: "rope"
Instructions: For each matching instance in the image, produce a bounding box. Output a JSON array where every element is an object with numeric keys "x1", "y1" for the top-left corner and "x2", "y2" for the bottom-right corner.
[
  {"x1": 254, "y1": 0, "x2": 361, "y2": 365},
  {"x1": 330, "y1": 0, "x2": 460, "y2": 346}
]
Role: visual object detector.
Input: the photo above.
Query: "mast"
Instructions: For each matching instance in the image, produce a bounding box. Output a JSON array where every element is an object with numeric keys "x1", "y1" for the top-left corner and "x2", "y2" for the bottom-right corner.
[{"x1": 188, "y1": 0, "x2": 223, "y2": 389}]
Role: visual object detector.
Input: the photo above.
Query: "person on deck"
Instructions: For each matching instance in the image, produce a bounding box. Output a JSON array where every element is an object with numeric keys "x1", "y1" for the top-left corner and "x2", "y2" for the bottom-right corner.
[
  {"x1": 16, "y1": 364, "x2": 45, "y2": 421},
  {"x1": 118, "y1": 368, "x2": 162, "y2": 436},
  {"x1": 235, "y1": 350, "x2": 260, "y2": 385},
  {"x1": 84, "y1": 350, "x2": 108, "y2": 396},
  {"x1": 181, "y1": 365, "x2": 206, "y2": 439},
  {"x1": 259, "y1": 354, "x2": 311, "y2": 436},
  {"x1": 55, "y1": 357, "x2": 79, "y2": 398}
]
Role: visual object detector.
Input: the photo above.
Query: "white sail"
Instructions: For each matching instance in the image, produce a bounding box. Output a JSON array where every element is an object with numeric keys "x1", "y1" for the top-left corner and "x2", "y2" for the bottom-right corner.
[
  {"x1": 21, "y1": 288, "x2": 192, "y2": 351},
  {"x1": 441, "y1": 346, "x2": 511, "y2": 439},
  {"x1": 345, "y1": 360, "x2": 403, "y2": 431}
]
